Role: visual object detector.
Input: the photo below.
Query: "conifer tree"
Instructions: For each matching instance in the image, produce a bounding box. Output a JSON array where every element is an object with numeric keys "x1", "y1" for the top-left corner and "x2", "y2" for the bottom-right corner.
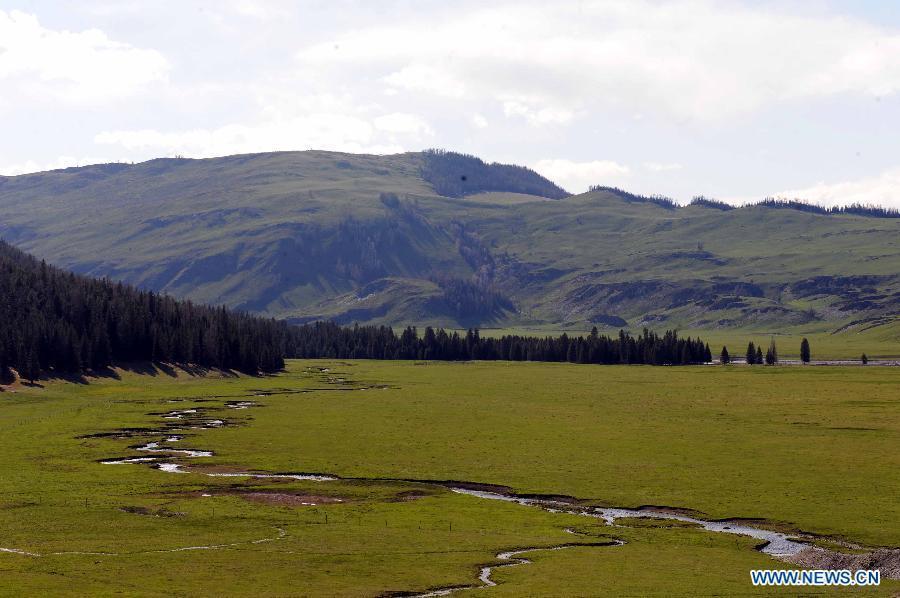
[
  {"x1": 0, "y1": 238, "x2": 718, "y2": 375},
  {"x1": 720, "y1": 346, "x2": 730, "y2": 364},
  {"x1": 746, "y1": 342, "x2": 756, "y2": 365},
  {"x1": 800, "y1": 338, "x2": 811, "y2": 364},
  {"x1": 23, "y1": 348, "x2": 40, "y2": 384},
  {"x1": 0, "y1": 240, "x2": 286, "y2": 376},
  {"x1": 765, "y1": 339, "x2": 778, "y2": 365}
]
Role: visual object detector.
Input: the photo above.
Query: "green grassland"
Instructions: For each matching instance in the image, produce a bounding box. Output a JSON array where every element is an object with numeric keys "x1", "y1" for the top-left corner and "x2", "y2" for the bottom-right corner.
[
  {"x1": 1, "y1": 361, "x2": 898, "y2": 596},
  {"x1": 1, "y1": 151, "x2": 899, "y2": 336},
  {"x1": 677, "y1": 323, "x2": 900, "y2": 360}
]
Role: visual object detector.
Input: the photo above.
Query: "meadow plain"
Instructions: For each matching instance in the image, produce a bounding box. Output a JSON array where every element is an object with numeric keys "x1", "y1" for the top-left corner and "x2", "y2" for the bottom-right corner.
[{"x1": 1, "y1": 360, "x2": 898, "y2": 596}]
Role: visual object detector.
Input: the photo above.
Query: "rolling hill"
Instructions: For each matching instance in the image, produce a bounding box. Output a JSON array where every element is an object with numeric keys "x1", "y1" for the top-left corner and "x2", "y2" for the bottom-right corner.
[{"x1": 1, "y1": 150, "x2": 899, "y2": 339}]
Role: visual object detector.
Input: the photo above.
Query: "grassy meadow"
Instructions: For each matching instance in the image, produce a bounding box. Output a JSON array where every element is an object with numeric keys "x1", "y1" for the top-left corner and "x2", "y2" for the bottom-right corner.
[{"x1": 1, "y1": 360, "x2": 898, "y2": 596}]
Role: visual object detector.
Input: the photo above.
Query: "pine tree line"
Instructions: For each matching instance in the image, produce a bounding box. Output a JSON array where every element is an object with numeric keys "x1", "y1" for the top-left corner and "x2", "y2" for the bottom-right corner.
[
  {"x1": 690, "y1": 196, "x2": 735, "y2": 210},
  {"x1": 588, "y1": 186, "x2": 679, "y2": 210},
  {"x1": 757, "y1": 198, "x2": 900, "y2": 218},
  {"x1": 2, "y1": 239, "x2": 715, "y2": 378},
  {"x1": 593, "y1": 190, "x2": 899, "y2": 219},
  {"x1": 0, "y1": 240, "x2": 286, "y2": 379},
  {"x1": 285, "y1": 323, "x2": 712, "y2": 365}
]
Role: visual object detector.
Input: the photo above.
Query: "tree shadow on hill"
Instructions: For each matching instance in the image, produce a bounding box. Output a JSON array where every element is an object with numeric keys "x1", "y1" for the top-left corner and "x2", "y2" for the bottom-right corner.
[
  {"x1": 42, "y1": 368, "x2": 117, "y2": 385},
  {"x1": 15, "y1": 362, "x2": 247, "y2": 387},
  {"x1": 89, "y1": 366, "x2": 122, "y2": 381},
  {"x1": 178, "y1": 363, "x2": 239, "y2": 378},
  {"x1": 115, "y1": 362, "x2": 163, "y2": 377},
  {"x1": 115, "y1": 361, "x2": 241, "y2": 379}
]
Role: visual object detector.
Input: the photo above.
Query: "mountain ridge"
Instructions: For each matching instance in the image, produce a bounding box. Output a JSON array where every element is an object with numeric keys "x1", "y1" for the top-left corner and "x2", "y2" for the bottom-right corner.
[{"x1": 1, "y1": 150, "x2": 898, "y2": 335}]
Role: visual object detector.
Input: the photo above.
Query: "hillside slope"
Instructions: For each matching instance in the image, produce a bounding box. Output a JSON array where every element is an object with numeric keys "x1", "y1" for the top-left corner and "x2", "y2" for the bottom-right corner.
[{"x1": 1, "y1": 150, "x2": 899, "y2": 336}]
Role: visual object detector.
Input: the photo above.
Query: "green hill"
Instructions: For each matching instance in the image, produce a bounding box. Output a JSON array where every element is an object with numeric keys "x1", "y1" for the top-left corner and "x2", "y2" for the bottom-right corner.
[{"x1": 1, "y1": 150, "x2": 898, "y2": 340}]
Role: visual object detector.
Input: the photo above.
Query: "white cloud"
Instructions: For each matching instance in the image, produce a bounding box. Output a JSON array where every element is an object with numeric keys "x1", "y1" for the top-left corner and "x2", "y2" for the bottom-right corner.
[
  {"x1": 4, "y1": 1, "x2": 900, "y2": 208},
  {"x1": 776, "y1": 167, "x2": 900, "y2": 210},
  {"x1": 644, "y1": 162, "x2": 683, "y2": 172},
  {"x1": 373, "y1": 113, "x2": 434, "y2": 136},
  {"x1": 0, "y1": 155, "x2": 116, "y2": 176},
  {"x1": 0, "y1": 10, "x2": 168, "y2": 103},
  {"x1": 502, "y1": 100, "x2": 576, "y2": 126},
  {"x1": 532, "y1": 159, "x2": 631, "y2": 193},
  {"x1": 383, "y1": 65, "x2": 465, "y2": 98},
  {"x1": 295, "y1": 1, "x2": 900, "y2": 122},
  {"x1": 228, "y1": 1, "x2": 288, "y2": 20},
  {"x1": 93, "y1": 85, "x2": 433, "y2": 159},
  {"x1": 95, "y1": 115, "x2": 403, "y2": 158}
]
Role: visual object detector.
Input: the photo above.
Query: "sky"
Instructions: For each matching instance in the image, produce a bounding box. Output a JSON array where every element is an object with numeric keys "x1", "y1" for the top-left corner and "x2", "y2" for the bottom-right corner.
[{"x1": 2, "y1": 1, "x2": 900, "y2": 207}]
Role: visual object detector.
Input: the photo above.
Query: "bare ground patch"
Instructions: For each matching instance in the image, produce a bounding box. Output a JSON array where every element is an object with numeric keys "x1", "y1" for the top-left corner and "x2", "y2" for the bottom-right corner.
[
  {"x1": 120, "y1": 505, "x2": 185, "y2": 517},
  {"x1": 786, "y1": 547, "x2": 900, "y2": 579},
  {"x1": 388, "y1": 490, "x2": 440, "y2": 502},
  {"x1": 227, "y1": 491, "x2": 345, "y2": 507}
]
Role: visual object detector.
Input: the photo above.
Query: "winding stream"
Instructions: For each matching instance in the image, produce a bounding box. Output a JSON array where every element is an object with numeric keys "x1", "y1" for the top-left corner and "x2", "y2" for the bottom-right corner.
[
  {"x1": 5, "y1": 372, "x2": 897, "y2": 593},
  {"x1": 91, "y1": 381, "x2": 900, "y2": 587},
  {"x1": 448, "y1": 488, "x2": 807, "y2": 556},
  {"x1": 414, "y1": 535, "x2": 625, "y2": 598}
]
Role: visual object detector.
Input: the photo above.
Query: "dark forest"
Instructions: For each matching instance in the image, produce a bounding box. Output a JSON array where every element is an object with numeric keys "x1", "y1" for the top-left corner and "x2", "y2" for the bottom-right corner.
[{"x1": 1, "y1": 239, "x2": 711, "y2": 380}]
